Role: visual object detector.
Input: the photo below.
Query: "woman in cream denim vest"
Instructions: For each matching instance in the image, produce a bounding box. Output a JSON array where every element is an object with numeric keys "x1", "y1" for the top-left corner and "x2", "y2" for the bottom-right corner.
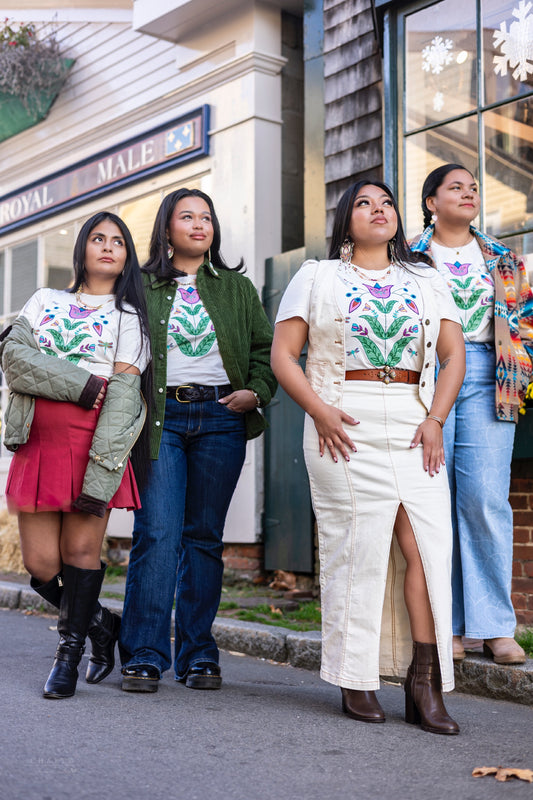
[{"x1": 271, "y1": 180, "x2": 465, "y2": 735}]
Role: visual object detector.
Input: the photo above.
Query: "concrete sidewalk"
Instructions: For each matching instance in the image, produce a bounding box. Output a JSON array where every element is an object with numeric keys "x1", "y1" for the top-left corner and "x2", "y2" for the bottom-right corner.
[{"x1": 1, "y1": 577, "x2": 532, "y2": 705}]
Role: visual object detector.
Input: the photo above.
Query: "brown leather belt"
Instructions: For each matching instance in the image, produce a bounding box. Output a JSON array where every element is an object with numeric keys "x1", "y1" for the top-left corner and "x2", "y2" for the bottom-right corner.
[{"x1": 345, "y1": 368, "x2": 420, "y2": 385}]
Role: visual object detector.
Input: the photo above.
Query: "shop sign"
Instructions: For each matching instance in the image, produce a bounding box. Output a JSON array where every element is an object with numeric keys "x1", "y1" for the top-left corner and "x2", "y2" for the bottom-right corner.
[{"x1": 0, "y1": 105, "x2": 209, "y2": 235}]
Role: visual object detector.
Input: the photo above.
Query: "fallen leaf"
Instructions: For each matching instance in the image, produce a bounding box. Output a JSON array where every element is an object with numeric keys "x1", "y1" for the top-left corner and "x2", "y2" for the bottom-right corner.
[
  {"x1": 269, "y1": 604, "x2": 283, "y2": 615},
  {"x1": 269, "y1": 570, "x2": 297, "y2": 590},
  {"x1": 473, "y1": 766, "x2": 533, "y2": 783}
]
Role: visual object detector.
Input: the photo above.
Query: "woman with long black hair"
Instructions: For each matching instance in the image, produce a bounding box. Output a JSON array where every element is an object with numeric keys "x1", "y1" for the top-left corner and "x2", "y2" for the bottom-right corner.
[
  {"x1": 0, "y1": 211, "x2": 151, "y2": 698},
  {"x1": 271, "y1": 180, "x2": 465, "y2": 734},
  {"x1": 119, "y1": 188, "x2": 277, "y2": 693}
]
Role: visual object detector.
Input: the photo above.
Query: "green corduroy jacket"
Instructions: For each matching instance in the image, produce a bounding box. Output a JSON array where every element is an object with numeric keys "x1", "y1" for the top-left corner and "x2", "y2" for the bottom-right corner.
[{"x1": 144, "y1": 260, "x2": 277, "y2": 459}]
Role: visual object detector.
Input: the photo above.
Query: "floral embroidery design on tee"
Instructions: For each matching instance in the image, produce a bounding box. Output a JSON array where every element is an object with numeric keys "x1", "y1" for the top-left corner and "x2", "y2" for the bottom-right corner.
[
  {"x1": 34, "y1": 302, "x2": 112, "y2": 364},
  {"x1": 345, "y1": 279, "x2": 421, "y2": 368},
  {"x1": 168, "y1": 284, "x2": 217, "y2": 357},
  {"x1": 446, "y1": 263, "x2": 494, "y2": 334}
]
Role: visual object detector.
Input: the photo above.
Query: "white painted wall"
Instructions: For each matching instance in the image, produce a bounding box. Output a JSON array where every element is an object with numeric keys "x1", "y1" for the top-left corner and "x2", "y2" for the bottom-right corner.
[{"x1": 0, "y1": 0, "x2": 287, "y2": 544}]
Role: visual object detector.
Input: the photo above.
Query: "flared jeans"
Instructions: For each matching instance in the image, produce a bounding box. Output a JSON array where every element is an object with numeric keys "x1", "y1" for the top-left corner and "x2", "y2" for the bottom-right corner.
[
  {"x1": 443, "y1": 343, "x2": 517, "y2": 639},
  {"x1": 119, "y1": 397, "x2": 247, "y2": 678}
]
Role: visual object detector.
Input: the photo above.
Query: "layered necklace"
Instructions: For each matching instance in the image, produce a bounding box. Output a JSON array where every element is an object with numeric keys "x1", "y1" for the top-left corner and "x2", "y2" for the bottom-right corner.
[
  {"x1": 75, "y1": 286, "x2": 109, "y2": 311},
  {"x1": 340, "y1": 261, "x2": 393, "y2": 285},
  {"x1": 350, "y1": 262, "x2": 393, "y2": 278}
]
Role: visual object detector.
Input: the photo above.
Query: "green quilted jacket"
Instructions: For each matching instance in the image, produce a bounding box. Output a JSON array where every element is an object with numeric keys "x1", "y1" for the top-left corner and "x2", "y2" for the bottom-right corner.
[
  {"x1": 144, "y1": 260, "x2": 277, "y2": 459},
  {"x1": 0, "y1": 315, "x2": 146, "y2": 515}
]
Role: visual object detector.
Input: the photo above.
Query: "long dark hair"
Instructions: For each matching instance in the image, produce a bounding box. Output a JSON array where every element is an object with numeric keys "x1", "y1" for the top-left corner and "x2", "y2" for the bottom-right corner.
[
  {"x1": 70, "y1": 211, "x2": 153, "y2": 488},
  {"x1": 328, "y1": 179, "x2": 422, "y2": 267},
  {"x1": 143, "y1": 188, "x2": 244, "y2": 278},
  {"x1": 421, "y1": 163, "x2": 476, "y2": 227}
]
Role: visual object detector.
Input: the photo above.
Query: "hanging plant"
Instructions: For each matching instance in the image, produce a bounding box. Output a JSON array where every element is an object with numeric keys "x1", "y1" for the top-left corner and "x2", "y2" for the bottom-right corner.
[{"x1": 0, "y1": 18, "x2": 72, "y2": 114}]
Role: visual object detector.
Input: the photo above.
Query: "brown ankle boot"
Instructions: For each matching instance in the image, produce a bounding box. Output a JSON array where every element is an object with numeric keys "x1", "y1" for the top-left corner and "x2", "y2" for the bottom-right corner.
[
  {"x1": 404, "y1": 642, "x2": 459, "y2": 735},
  {"x1": 341, "y1": 688, "x2": 385, "y2": 723}
]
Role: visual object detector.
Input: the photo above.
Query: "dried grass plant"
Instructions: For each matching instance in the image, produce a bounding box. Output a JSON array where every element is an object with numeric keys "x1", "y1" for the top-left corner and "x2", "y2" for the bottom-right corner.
[
  {"x1": 0, "y1": 510, "x2": 25, "y2": 573},
  {"x1": 0, "y1": 18, "x2": 71, "y2": 112}
]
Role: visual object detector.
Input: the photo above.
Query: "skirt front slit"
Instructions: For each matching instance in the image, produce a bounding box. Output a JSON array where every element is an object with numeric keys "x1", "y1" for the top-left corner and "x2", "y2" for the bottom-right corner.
[{"x1": 304, "y1": 381, "x2": 454, "y2": 691}]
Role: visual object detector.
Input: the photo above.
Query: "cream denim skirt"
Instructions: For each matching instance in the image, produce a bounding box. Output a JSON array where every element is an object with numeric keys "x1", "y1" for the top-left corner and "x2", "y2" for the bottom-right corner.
[{"x1": 304, "y1": 380, "x2": 454, "y2": 692}]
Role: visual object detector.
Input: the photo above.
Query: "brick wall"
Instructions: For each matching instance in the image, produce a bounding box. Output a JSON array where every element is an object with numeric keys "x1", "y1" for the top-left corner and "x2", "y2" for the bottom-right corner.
[
  {"x1": 223, "y1": 544, "x2": 264, "y2": 579},
  {"x1": 510, "y1": 460, "x2": 533, "y2": 626}
]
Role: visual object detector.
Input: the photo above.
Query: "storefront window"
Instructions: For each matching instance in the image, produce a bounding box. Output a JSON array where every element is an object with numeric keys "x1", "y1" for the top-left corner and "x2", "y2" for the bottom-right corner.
[
  {"x1": 483, "y1": 0, "x2": 533, "y2": 105},
  {"x1": 484, "y1": 97, "x2": 533, "y2": 237},
  {"x1": 119, "y1": 192, "x2": 164, "y2": 265},
  {"x1": 405, "y1": 0, "x2": 477, "y2": 132},
  {"x1": 396, "y1": 0, "x2": 533, "y2": 258},
  {"x1": 44, "y1": 226, "x2": 76, "y2": 289},
  {"x1": 404, "y1": 117, "x2": 478, "y2": 231},
  {"x1": 0, "y1": 251, "x2": 4, "y2": 317},
  {"x1": 11, "y1": 240, "x2": 37, "y2": 312}
]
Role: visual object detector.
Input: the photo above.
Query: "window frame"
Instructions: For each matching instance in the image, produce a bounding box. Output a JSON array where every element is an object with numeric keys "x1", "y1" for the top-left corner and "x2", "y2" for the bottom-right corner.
[{"x1": 383, "y1": 0, "x2": 533, "y2": 245}]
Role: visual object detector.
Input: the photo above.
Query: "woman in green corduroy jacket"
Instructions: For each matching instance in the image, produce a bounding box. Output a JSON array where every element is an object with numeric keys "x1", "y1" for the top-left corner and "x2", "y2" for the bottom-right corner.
[{"x1": 119, "y1": 188, "x2": 277, "y2": 692}]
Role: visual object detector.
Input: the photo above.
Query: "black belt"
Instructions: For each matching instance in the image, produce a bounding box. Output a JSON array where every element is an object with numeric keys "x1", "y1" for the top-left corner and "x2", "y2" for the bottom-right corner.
[{"x1": 166, "y1": 383, "x2": 233, "y2": 403}]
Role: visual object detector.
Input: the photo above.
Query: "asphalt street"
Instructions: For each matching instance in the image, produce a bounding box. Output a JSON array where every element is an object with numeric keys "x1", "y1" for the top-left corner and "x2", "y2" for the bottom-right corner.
[{"x1": 1, "y1": 607, "x2": 532, "y2": 800}]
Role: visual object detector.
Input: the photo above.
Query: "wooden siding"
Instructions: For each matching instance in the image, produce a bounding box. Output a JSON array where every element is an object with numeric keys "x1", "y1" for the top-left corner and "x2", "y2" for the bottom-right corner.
[
  {"x1": 323, "y1": 0, "x2": 383, "y2": 236},
  {"x1": 0, "y1": 17, "x2": 178, "y2": 196}
]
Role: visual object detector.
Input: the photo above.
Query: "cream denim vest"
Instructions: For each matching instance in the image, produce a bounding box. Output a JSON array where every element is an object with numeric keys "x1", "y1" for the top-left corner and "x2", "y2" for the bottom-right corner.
[{"x1": 304, "y1": 259, "x2": 443, "y2": 411}]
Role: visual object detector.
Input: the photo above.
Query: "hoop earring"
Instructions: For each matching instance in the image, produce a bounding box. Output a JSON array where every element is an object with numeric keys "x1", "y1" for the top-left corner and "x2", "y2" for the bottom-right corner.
[
  {"x1": 431, "y1": 214, "x2": 438, "y2": 223},
  {"x1": 167, "y1": 241, "x2": 174, "y2": 260},
  {"x1": 340, "y1": 238, "x2": 354, "y2": 266}
]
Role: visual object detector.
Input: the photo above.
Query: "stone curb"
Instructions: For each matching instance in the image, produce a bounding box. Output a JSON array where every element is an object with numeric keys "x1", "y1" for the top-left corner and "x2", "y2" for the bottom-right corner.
[{"x1": 2, "y1": 580, "x2": 532, "y2": 705}]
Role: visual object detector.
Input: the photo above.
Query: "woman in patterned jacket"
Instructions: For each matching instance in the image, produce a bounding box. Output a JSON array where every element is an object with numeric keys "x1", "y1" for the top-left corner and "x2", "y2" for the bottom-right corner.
[
  {"x1": 1, "y1": 211, "x2": 151, "y2": 698},
  {"x1": 271, "y1": 180, "x2": 465, "y2": 734},
  {"x1": 410, "y1": 163, "x2": 533, "y2": 666}
]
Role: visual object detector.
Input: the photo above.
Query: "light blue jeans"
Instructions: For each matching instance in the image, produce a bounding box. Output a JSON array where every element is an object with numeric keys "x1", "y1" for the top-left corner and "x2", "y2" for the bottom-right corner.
[{"x1": 442, "y1": 343, "x2": 517, "y2": 639}]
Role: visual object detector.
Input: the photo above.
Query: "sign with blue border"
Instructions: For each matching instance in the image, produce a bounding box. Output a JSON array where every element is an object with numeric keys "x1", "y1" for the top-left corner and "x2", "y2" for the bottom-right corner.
[{"x1": 0, "y1": 105, "x2": 210, "y2": 235}]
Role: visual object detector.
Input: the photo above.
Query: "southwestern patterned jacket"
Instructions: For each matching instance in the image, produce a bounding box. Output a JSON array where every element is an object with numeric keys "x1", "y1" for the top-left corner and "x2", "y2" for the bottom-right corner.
[{"x1": 410, "y1": 224, "x2": 533, "y2": 422}]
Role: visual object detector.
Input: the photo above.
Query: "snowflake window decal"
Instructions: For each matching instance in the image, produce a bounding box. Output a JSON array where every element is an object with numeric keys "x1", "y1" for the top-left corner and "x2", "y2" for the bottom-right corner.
[
  {"x1": 493, "y1": 1, "x2": 533, "y2": 82},
  {"x1": 433, "y1": 91, "x2": 445, "y2": 112},
  {"x1": 422, "y1": 35, "x2": 454, "y2": 74}
]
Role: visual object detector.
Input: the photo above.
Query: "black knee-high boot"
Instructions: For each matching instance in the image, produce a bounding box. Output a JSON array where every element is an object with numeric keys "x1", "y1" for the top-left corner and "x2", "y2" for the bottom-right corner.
[
  {"x1": 31, "y1": 566, "x2": 121, "y2": 684},
  {"x1": 85, "y1": 605, "x2": 121, "y2": 684},
  {"x1": 43, "y1": 563, "x2": 105, "y2": 699}
]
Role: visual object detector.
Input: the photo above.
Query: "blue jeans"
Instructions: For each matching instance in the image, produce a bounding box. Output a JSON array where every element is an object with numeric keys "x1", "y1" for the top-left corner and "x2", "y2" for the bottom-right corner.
[
  {"x1": 442, "y1": 343, "x2": 517, "y2": 639},
  {"x1": 119, "y1": 397, "x2": 247, "y2": 679}
]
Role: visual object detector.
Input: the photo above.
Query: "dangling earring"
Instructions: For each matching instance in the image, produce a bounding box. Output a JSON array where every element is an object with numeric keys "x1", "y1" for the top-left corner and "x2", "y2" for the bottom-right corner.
[
  {"x1": 167, "y1": 241, "x2": 174, "y2": 260},
  {"x1": 207, "y1": 247, "x2": 212, "y2": 263},
  {"x1": 340, "y1": 238, "x2": 354, "y2": 266},
  {"x1": 388, "y1": 237, "x2": 396, "y2": 261},
  {"x1": 431, "y1": 214, "x2": 438, "y2": 224}
]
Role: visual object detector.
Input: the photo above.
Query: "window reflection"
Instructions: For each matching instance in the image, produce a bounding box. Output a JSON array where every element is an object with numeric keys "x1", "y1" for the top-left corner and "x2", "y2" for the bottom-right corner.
[
  {"x1": 405, "y1": 0, "x2": 476, "y2": 132},
  {"x1": 44, "y1": 227, "x2": 75, "y2": 289},
  {"x1": 402, "y1": 0, "x2": 533, "y2": 261},
  {"x1": 483, "y1": 0, "x2": 533, "y2": 105},
  {"x1": 484, "y1": 97, "x2": 533, "y2": 236},
  {"x1": 119, "y1": 192, "x2": 163, "y2": 265},
  {"x1": 404, "y1": 119, "x2": 478, "y2": 238}
]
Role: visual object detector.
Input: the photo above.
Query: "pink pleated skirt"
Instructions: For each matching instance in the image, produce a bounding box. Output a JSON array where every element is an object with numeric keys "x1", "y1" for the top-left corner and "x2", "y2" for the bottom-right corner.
[{"x1": 6, "y1": 397, "x2": 140, "y2": 514}]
